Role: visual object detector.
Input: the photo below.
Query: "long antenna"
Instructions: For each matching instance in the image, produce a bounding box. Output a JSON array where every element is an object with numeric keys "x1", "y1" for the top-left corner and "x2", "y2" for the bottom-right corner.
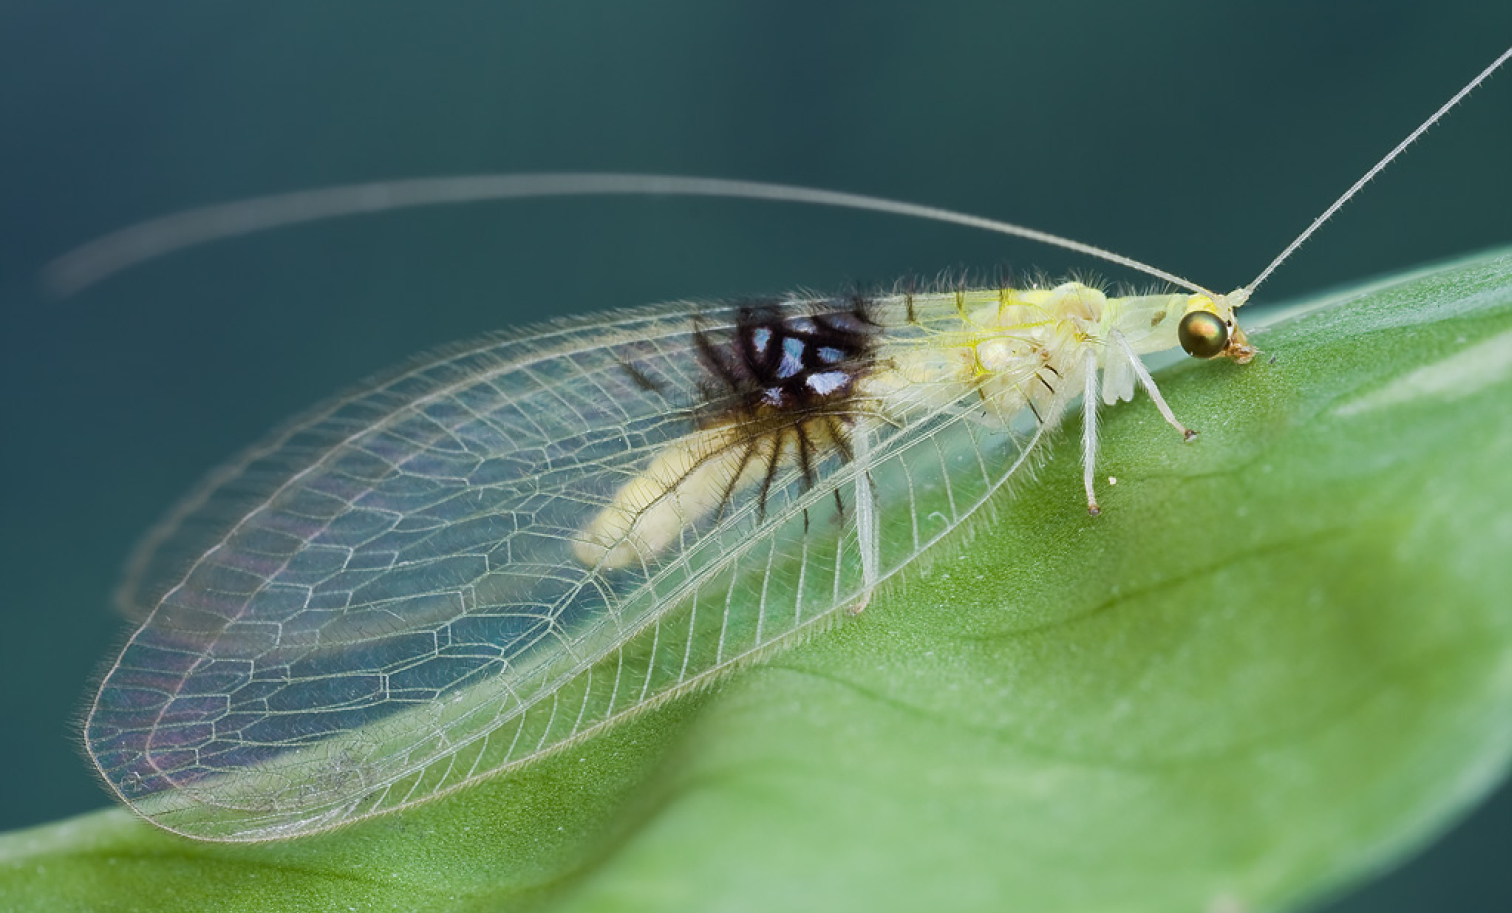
[
  {"x1": 46, "y1": 48, "x2": 1512, "y2": 303},
  {"x1": 1244, "y1": 45, "x2": 1512, "y2": 298},
  {"x1": 43, "y1": 174, "x2": 1212, "y2": 299}
]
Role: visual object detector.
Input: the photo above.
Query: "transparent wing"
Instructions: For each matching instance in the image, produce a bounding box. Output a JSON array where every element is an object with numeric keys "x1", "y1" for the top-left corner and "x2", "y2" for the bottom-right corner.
[{"x1": 86, "y1": 293, "x2": 1046, "y2": 840}]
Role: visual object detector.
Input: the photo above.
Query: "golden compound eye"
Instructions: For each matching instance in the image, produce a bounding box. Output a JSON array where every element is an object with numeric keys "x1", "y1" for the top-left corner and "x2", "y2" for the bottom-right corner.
[{"x1": 1178, "y1": 310, "x2": 1230, "y2": 359}]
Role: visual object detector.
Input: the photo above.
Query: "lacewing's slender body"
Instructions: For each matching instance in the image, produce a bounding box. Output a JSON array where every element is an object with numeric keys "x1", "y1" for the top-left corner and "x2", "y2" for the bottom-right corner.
[{"x1": 70, "y1": 49, "x2": 1509, "y2": 841}]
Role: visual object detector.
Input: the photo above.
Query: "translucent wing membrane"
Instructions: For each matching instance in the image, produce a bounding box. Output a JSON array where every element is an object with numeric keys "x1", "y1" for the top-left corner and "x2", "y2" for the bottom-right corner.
[{"x1": 87, "y1": 292, "x2": 1050, "y2": 840}]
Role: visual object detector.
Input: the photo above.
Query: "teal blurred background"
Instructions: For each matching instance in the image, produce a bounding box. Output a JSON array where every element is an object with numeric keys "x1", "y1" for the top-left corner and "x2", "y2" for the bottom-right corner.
[{"x1": 1, "y1": 2, "x2": 1508, "y2": 909}]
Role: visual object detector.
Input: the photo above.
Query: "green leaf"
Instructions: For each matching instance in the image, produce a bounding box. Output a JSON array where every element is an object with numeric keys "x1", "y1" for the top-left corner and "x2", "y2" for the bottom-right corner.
[{"x1": 5, "y1": 250, "x2": 1511, "y2": 913}]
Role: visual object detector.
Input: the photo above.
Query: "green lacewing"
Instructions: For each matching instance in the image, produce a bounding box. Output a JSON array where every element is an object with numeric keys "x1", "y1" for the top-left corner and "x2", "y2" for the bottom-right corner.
[{"x1": 59, "y1": 47, "x2": 1509, "y2": 841}]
